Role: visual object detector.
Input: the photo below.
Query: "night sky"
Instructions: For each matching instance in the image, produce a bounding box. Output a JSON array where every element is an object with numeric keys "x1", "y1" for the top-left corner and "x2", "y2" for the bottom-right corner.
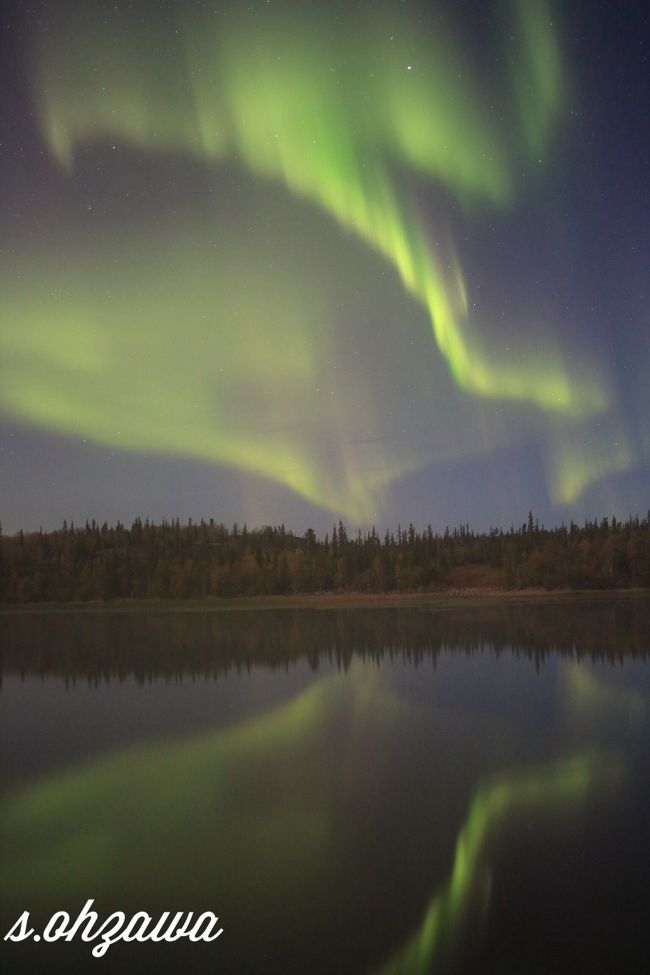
[{"x1": 1, "y1": 0, "x2": 648, "y2": 535}]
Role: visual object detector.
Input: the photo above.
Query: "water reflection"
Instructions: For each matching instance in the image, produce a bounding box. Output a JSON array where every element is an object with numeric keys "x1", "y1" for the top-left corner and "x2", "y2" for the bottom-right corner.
[
  {"x1": 376, "y1": 753, "x2": 624, "y2": 975},
  {"x1": 1, "y1": 599, "x2": 649, "y2": 974},
  {"x1": 1, "y1": 597, "x2": 649, "y2": 684}
]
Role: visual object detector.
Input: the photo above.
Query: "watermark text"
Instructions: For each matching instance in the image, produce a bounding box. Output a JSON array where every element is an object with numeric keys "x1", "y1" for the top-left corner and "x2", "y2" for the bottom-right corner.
[{"x1": 4, "y1": 900, "x2": 223, "y2": 957}]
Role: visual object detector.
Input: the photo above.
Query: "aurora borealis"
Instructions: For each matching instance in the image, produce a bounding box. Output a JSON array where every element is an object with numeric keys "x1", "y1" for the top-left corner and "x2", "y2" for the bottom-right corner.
[
  {"x1": 376, "y1": 752, "x2": 624, "y2": 975},
  {"x1": 2, "y1": 637, "x2": 640, "y2": 972},
  {"x1": 1, "y1": 0, "x2": 648, "y2": 530}
]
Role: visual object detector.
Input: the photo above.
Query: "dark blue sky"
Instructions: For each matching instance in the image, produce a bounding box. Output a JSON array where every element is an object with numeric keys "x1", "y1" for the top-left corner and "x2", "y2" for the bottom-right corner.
[{"x1": 1, "y1": 1, "x2": 648, "y2": 534}]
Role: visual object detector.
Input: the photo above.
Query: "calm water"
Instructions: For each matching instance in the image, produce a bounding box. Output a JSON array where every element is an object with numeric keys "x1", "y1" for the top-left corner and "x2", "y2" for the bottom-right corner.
[{"x1": 1, "y1": 598, "x2": 650, "y2": 974}]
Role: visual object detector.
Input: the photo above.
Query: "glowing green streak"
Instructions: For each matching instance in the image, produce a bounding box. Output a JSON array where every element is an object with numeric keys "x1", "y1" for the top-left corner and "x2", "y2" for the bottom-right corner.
[
  {"x1": 562, "y1": 663, "x2": 647, "y2": 731},
  {"x1": 0, "y1": 669, "x2": 410, "y2": 911},
  {"x1": 0, "y1": 222, "x2": 433, "y2": 520},
  {"x1": 375, "y1": 753, "x2": 623, "y2": 975},
  {"x1": 0, "y1": 661, "x2": 626, "y2": 970},
  {"x1": 0, "y1": 0, "x2": 618, "y2": 514},
  {"x1": 31, "y1": 0, "x2": 605, "y2": 417},
  {"x1": 511, "y1": 0, "x2": 564, "y2": 154},
  {"x1": 543, "y1": 416, "x2": 634, "y2": 504},
  {"x1": 0, "y1": 676, "x2": 340, "y2": 906}
]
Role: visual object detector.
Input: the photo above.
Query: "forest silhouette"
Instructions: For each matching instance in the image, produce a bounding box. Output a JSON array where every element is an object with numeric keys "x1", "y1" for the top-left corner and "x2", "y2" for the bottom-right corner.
[{"x1": 1, "y1": 511, "x2": 649, "y2": 603}]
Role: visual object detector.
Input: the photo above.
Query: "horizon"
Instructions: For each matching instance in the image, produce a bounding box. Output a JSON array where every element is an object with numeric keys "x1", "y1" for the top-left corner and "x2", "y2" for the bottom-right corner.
[{"x1": 4, "y1": 507, "x2": 649, "y2": 541}]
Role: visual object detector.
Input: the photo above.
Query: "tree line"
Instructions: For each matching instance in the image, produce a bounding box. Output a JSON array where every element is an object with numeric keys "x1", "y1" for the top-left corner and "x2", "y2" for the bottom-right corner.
[
  {"x1": 3, "y1": 599, "x2": 648, "y2": 682},
  {"x1": 1, "y1": 511, "x2": 649, "y2": 602}
]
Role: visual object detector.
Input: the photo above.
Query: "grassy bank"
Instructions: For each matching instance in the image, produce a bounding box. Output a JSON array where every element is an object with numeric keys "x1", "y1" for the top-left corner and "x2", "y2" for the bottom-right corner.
[{"x1": 2, "y1": 587, "x2": 649, "y2": 614}]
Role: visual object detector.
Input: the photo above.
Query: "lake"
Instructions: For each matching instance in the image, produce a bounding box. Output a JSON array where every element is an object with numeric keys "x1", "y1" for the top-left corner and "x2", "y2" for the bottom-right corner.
[{"x1": 1, "y1": 596, "x2": 649, "y2": 974}]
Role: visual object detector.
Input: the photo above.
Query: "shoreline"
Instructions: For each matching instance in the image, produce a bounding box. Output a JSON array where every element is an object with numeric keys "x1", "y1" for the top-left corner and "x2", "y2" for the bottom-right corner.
[{"x1": 1, "y1": 587, "x2": 649, "y2": 614}]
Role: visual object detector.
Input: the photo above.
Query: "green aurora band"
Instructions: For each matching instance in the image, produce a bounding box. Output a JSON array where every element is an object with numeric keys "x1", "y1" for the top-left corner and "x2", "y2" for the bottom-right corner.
[
  {"x1": 374, "y1": 752, "x2": 624, "y2": 975},
  {"x1": 0, "y1": 669, "x2": 624, "y2": 973},
  {"x1": 2, "y1": 209, "x2": 467, "y2": 519},
  {"x1": 34, "y1": 0, "x2": 593, "y2": 411},
  {"x1": 1, "y1": 0, "x2": 630, "y2": 516}
]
